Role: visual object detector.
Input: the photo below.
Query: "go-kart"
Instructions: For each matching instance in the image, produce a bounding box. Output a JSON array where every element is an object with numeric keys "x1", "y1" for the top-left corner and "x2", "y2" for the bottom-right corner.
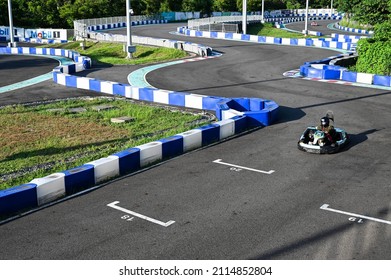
[{"x1": 297, "y1": 126, "x2": 349, "y2": 154}]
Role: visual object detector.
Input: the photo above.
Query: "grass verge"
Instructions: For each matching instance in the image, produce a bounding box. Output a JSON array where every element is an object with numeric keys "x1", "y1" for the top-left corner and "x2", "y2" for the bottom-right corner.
[
  {"x1": 0, "y1": 98, "x2": 214, "y2": 190},
  {"x1": 247, "y1": 22, "x2": 321, "y2": 38},
  {"x1": 41, "y1": 41, "x2": 188, "y2": 65}
]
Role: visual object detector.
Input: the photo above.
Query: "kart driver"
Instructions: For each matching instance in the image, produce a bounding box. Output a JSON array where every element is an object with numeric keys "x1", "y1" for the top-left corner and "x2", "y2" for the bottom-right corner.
[{"x1": 317, "y1": 116, "x2": 337, "y2": 146}]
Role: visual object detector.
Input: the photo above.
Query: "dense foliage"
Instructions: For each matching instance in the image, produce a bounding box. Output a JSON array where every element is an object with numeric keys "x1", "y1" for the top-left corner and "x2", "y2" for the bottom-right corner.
[
  {"x1": 0, "y1": 0, "x2": 335, "y2": 29},
  {"x1": 337, "y1": 0, "x2": 391, "y2": 75}
]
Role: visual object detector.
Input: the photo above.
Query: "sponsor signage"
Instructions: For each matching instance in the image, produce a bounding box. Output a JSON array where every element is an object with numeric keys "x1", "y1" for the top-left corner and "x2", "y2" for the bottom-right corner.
[{"x1": 0, "y1": 26, "x2": 67, "y2": 41}]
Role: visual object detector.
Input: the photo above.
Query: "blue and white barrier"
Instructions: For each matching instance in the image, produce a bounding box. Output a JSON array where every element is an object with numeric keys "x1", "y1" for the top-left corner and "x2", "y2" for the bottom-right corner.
[
  {"x1": 0, "y1": 45, "x2": 279, "y2": 218},
  {"x1": 177, "y1": 26, "x2": 390, "y2": 88}
]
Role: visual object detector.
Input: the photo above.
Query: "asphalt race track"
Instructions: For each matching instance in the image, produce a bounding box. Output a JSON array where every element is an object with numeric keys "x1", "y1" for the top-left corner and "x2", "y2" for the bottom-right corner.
[{"x1": 1, "y1": 21, "x2": 391, "y2": 260}]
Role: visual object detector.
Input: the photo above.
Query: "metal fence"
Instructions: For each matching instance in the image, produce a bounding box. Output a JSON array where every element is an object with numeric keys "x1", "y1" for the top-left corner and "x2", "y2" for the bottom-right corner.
[
  {"x1": 188, "y1": 15, "x2": 264, "y2": 32},
  {"x1": 73, "y1": 15, "x2": 162, "y2": 39}
]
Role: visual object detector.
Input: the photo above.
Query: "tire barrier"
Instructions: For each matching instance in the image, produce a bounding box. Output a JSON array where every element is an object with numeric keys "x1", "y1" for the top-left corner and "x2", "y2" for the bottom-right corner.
[{"x1": 0, "y1": 45, "x2": 279, "y2": 219}]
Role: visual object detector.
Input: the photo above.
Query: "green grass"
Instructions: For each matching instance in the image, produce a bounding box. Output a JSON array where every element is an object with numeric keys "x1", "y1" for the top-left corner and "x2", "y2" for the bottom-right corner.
[
  {"x1": 41, "y1": 41, "x2": 188, "y2": 65},
  {"x1": 0, "y1": 98, "x2": 214, "y2": 190},
  {"x1": 0, "y1": 41, "x2": 201, "y2": 190},
  {"x1": 247, "y1": 22, "x2": 321, "y2": 39}
]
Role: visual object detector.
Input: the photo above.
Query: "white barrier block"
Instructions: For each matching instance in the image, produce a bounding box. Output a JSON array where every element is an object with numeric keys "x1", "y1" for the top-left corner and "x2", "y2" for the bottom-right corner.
[
  {"x1": 297, "y1": 39, "x2": 307, "y2": 46},
  {"x1": 177, "y1": 129, "x2": 202, "y2": 152},
  {"x1": 281, "y1": 38, "x2": 291, "y2": 45},
  {"x1": 77, "y1": 77, "x2": 91, "y2": 89},
  {"x1": 56, "y1": 73, "x2": 67, "y2": 85},
  {"x1": 357, "y1": 72, "x2": 374, "y2": 84},
  {"x1": 35, "y1": 48, "x2": 44, "y2": 55},
  {"x1": 31, "y1": 173, "x2": 65, "y2": 206},
  {"x1": 75, "y1": 63, "x2": 85, "y2": 72},
  {"x1": 86, "y1": 156, "x2": 120, "y2": 183},
  {"x1": 55, "y1": 49, "x2": 62, "y2": 56},
  {"x1": 136, "y1": 142, "x2": 163, "y2": 167},
  {"x1": 249, "y1": 35, "x2": 259, "y2": 42},
  {"x1": 232, "y1": 33, "x2": 242, "y2": 40},
  {"x1": 313, "y1": 40, "x2": 323, "y2": 47},
  {"x1": 222, "y1": 109, "x2": 243, "y2": 120},
  {"x1": 310, "y1": 64, "x2": 325, "y2": 69},
  {"x1": 130, "y1": 87, "x2": 140, "y2": 100},
  {"x1": 124, "y1": 86, "x2": 133, "y2": 98},
  {"x1": 153, "y1": 89, "x2": 170, "y2": 104},
  {"x1": 265, "y1": 37, "x2": 275, "y2": 44},
  {"x1": 203, "y1": 31, "x2": 211, "y2": 38},
  {"x1": 185, "y1": 94, "x2": 204, "y2": 109},
  {"x1": 100, "y1": 81, "x2": 115, "y2": 94},
  {"x1": 11, "y1": 48, "x2": 18, "y2": 54},
  {"x1": 217, "y1": 32, "x2": 225, "y2": 39},
  {"x1": 217, "y1": 119, "x2": 235, "y2": 139}
]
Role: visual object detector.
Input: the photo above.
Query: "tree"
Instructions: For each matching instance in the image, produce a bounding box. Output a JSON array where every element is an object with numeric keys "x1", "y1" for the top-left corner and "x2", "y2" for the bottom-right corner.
[
  {"x1": 143, "y1": 0, "x2": 161, "y2": 14},
  {"x1": 213, "y1": 0, "x2": 237, "y2": 11},
  {"x1": 352, "y1": 0, "x2": 390, "y2": 26},
  {"x1": 182, "y1": 0, "x2": 213, "y2": 15},
  {"x1": 160, "y1": 0, "x2": 183, "y2": 12}
]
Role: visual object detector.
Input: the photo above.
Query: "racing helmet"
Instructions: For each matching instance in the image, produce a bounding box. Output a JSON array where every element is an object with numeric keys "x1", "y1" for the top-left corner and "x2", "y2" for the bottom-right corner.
[{"x1": 321, "y1": 117, "x2": 329, "y2": 127}]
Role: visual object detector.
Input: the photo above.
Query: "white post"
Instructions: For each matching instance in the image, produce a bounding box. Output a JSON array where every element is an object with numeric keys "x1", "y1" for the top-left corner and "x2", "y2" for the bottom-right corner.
[
  {"x1": 304, "y1": 0, "x2": 309, "y2": 36},
  {"x1": 7, "y1": 0, "x2": 15, "y2": 47},
  {"x1": 126, "y1": 0, "x2": 133, "y2": 59},
  {"x1": 242, "y1": 0, "x2": 247, "y2": 34},
  {"x1": 331, "y1": 0, "x2": 334, "y2": 15},
  {"x1": 261, "y1": 0, "x2": 265, "y2": 22}
]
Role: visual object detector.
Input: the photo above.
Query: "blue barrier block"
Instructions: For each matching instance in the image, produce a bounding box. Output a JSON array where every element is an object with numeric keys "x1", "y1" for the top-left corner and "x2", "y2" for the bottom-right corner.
[
  {"x1": 225, "y1": 33, "x2": 233, "y2": 39},
  {"x1": 290, "y1": 38, "x2": 298, "y2": 45},
  {"x1": 258, "y1": 36, "x2": 266, "y2": 43},
  {"x1": 113, "y1": 84, "x2": 126, "y2": 96},
  {"x1": 249, "y1": 98, "x2": 265, "y2": 111},
  {"x1": 169, "y1": 92, "x2": 186, "y2": 107},
  {"x1": 0, "y1": 183, "x2": 38, "y2": 216},
  {"x1": 89, "y1": 79, "x2": 101, "y2": 92},
  {"x1": 210, "y1": 32, "x2": 218, "y2": 38},
  {"x1": 159, "y1": 135, "x2": 184, "y2": 159},
  {"x1": 229, "y1": 98, "x2": 250, "y2": 111},
  {"x1": 29, "y1": 47, "x2": 36, "y2": 55},
  {"x1": 342, "y1": 71, "x2": 357, "y2": 82},
  {"x1": 52, "y1": 71, "x2": 58, "y2": 83},
  {"x1": 200, "y1": 123, "x2": 220, "y2": 146},
  {"x1": 305, "y1": 39, "x2": 313, "y2": 46},
  {"x1": 323, "y1": 68, "x2": 341, "y2": 79},
  {"x1": 112, "y1": 148, "x2": 141, "y2": 175},
  {"x1": 243, "y1": 111, "x2": 268, "y2": 127},
  {"x1": 373, "y1": 75, "x2": 391, "y2": 87},
  {"x1": 274, "y1": 38, "x2": 282, "y2": 44},
  {"x1": 300, "y1": 65, "x2": 309, "y2": 76},
  {"x1": 139, "y1": 88, "x2": 154, "y2": 102},
  {"x1": 202, "y1": 96, "x2": 222, "y2": 111},
  {"x1": 242, "y1": 34, "x2": 250, "y2": 41},
  {"x1": 232, "y1": 115, "x2": 248, "y2": 134},
  {"x1": 65, "y1": 75, "x2": 78, "y2": 88},
  {"x1": 307, "y1": 67, "x2": 323, "y2": 79},
  {"x1": 196, "y1": 31, "x2": 203, "y2": 37},
  {"x1": 62, "y1": 164, "x2": 95, "y2": 195},
  {"x1": 68, "y1": 64, "x2": 76, "y2": 74}
]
